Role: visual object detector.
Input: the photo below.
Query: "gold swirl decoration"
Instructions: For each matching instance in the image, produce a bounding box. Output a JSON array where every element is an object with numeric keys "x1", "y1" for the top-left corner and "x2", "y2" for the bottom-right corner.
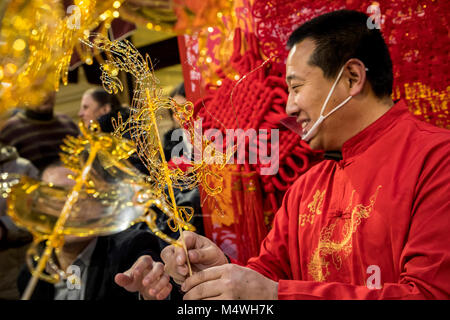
[{"x1": 0, "y1": 0, "x2": 124, "y2": 112}]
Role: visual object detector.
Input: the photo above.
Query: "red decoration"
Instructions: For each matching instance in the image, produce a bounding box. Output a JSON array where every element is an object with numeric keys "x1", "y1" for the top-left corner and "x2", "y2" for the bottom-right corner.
[{"x1": 194, "y1": 29, "x2": 322, "y2": 262}]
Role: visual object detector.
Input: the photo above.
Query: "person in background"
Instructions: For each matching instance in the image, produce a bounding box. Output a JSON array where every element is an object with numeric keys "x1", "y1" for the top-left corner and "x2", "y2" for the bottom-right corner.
[
  {"x1": 78, "y1": 87, "x2": 127, "y2": 129},
  {"x1": 171, "y1": 82, "x2": 187, "y2": 106},
  {"x1": 81, "y1": 87, "x2": 149, "y2": 175},
  {"x1": 0, "y1": 143, "x2": 39, "y2": 299},
  {"x1": 17, "y1": 163, "x2": 174, "y2": 300},
  {"x1": 0, "y1": 92, "x2": 79, "y2": 172},
  {"x1": 163, "y1": 82, "x2": 192, "y2": 163}
]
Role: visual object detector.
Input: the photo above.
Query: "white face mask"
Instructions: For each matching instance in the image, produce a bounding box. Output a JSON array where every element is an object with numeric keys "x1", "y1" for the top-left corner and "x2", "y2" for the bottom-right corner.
[
  {"x1": 281, "y1": 66, "x2": 353, "y2": 142},
  {"x1": 301, "y1": 66, "x2": 352, "y2": 142}
]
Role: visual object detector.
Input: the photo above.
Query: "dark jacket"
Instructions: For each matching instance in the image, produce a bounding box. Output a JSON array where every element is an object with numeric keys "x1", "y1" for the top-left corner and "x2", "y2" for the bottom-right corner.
[
  {"x1": 156, "y1": 186, "x2": 204, "y2": 250},
  {"x1": 163, "y1": 128, "x2": 187, "y2": 162},
  {"x1": 17, "y1": 224, "x2": 180, "y2": 300}
]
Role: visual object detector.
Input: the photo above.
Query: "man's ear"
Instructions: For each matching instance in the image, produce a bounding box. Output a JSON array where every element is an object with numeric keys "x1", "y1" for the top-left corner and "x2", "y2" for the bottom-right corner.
[{"x1": 344, "y1": 58, "x2": 367, "y2": 96}]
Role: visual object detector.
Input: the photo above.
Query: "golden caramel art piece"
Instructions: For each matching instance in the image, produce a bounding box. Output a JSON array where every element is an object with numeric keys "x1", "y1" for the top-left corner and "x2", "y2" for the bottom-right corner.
[
  {"x1": 0, "y1": 0, "x2": 124, "y2": 111},
  {"x1": 0, "y1": 34, "x2": 231, "y2": 300},
  {"x1": 81, "y1": 32, "x2": 233, "y2": 270},
  {"x1": 3, "y1": 121, "x2": 185, "y2": 298},
  {"x1": 0, "y1": 0, "x2": 233, "y2": 300}
]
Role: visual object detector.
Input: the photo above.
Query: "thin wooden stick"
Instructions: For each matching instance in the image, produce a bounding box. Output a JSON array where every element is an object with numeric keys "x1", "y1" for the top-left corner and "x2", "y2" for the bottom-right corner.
[
  {"x1": 146, "y1": 88, "x2": 192, "y2": 276},
  {"x1": 21, "y1": 144, "x2": 100, "y2": 300}
]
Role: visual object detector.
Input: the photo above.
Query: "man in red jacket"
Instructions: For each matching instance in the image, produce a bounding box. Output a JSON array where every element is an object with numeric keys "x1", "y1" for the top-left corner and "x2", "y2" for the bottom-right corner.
[{"x1": 119, "y1": 10, "x2": 450, "y2": 299}]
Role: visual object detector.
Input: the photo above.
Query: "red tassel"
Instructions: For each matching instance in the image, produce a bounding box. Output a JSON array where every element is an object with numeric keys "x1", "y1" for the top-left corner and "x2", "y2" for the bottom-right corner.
[{"x1": 241, "y1": 170, "x2": 267, "y2": 262}]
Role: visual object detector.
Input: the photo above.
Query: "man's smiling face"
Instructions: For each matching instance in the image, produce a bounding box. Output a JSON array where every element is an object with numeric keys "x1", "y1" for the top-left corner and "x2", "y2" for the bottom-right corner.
[{"x1": 285, "y1": 38, "x2": 348, "y2": 150}]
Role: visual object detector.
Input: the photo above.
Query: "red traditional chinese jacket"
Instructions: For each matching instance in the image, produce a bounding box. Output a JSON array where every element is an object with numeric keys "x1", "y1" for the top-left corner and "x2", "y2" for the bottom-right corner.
[{"x1": 246, "y1": 100, "x2": 450, "y2": 299}]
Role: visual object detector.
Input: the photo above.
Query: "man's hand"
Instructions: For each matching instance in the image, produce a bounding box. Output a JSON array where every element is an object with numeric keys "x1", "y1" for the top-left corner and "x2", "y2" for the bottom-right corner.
[
  {"x1": 161, "y1": 231, "x2": 228, "y2": 284},
  {"x1": 182, "y1": 264, "x2": 278, "y2": 300},
  {"x1": 114, "y1": 255, "x2": 172, "y2": 300}
]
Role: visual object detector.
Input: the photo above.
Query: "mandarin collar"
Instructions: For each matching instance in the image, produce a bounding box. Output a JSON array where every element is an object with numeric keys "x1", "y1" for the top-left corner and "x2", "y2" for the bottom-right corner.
[{"x1": 340, "y1": 99, "x2": 410, "y2": 162}]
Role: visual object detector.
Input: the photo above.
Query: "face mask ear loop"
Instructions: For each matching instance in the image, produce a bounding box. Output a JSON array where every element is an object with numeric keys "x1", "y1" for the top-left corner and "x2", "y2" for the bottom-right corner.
[
  {"x1": 301, "y1": 66, "x2": 351, "y2": 142},
  {"x1": 323, "y1": 95, "x2": 353, "y2": 120},
  {"x1": 320, "y1": 66, "x2": 347, "y2": 117}
]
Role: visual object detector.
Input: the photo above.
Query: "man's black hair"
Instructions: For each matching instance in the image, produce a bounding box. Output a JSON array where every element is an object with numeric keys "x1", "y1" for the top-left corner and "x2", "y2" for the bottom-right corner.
[{"x1": 287, "y1": 10, "x2": 393, "y2": 98}]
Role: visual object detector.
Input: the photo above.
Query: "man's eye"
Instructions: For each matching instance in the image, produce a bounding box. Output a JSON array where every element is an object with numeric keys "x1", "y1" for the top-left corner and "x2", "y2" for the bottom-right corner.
[{"x1": 292, "y1": 84, "x2": 303, "y2": 92}]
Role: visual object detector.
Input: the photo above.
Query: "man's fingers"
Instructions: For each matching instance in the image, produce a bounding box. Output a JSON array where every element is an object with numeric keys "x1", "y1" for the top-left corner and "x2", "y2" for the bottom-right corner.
[
  {"x1": 161, "y1": 231, "x2": 197, "y2": 265},
  {"x1": 161, "y1": 245, "x2": 175, "y2": 265},
  {"x1": 173, "y1": 231, "x2": 200, "y2": 266},
  {"x1": 114, "y1": 273, "x2": 133, "y2": 289},
  {"x1": 181, "y1": 231, "x2": 198, "y2": 250},
  {"x1": 188, "y1": 246, "x2": 219, "y2": 264},
  {"x1": 116, "y1": 255, "x2": 154, "y2": 292},
  {"x1": 162, "y1": 244, "x2": 188, "y2": 271},
  {"x1": 162, "y1": 243, "x2": 190, "y2": 283},
  {"x1": 148, "y1": 274, "x2": 171, "y2": 296},
  {"x1": 163, "y1": 263, "x2": 185, "y2": 285},
  {"x1": 183, "y1": 279, "x2": 223, "y2": 300},
  {"x1": 156, "y1": 284, "x2": 172, "y2": 300},
  {"x1": 142, "y1": 262, "x2": 164, "y2": 286},
  {"x1": 130, "y1": 255, "x2": 154, "y2": 283},
  {"x1": 176, "y1": 265, "x2": 188, "y2": 276},
  {"x1": 202, "y1": 295, "x2": 225, "y2": 300},
  {"x1": 182, "y1": 266, "x2": 222, "y2": 293},
  {"x1": 172, "y1": 274, "x2": 186, "y2": 285},
  {"x1": 174, "y1": 245, "x2": 187, "y2": 265},
  {"x1": 131, "y1": 255, "x2": 154, "y2": 276}
]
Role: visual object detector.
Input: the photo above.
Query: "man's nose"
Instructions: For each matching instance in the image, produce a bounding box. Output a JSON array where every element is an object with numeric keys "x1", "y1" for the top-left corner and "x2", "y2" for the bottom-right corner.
[{"x1": 285, "y1": 94, "x2": 299, "y2": 117}]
